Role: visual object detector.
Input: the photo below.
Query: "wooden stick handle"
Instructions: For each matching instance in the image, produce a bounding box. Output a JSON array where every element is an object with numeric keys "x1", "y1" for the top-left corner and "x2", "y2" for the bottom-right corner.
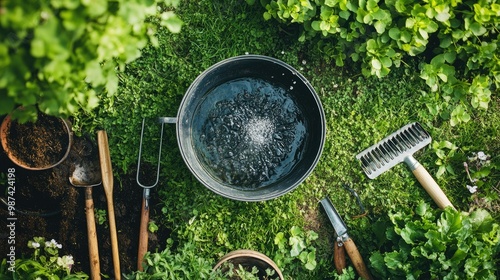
[
  {"x1": 137, "y1": 196, "x2": 150, "y2": 271},
  {"x1": 85, "y1": 188, "x2": 101, "y2": 280},
  {"x1": 97, "y1": 131, "x2": 113, "y2": 197},
  {"x1": 412, "y1": 165, "x2": 455, "y2": 210},
  {"x1": 343, "y1": 238, "x2": 373, "y2": 280},
  {"x1": 97, "y1": 130, "x2": 121, "y2": 279},
  {"x1": 107, "y1": 196, "x2": 120, "y2": 279},
  {"x1": 334, "y1": 240, "x2": 346, "y2": 274}
]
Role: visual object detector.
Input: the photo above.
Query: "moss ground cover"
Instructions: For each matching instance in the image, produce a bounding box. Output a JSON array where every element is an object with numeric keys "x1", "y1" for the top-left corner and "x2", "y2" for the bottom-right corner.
[{"x1": 70, "y1": 0, "x2": 499, "y2": 278}]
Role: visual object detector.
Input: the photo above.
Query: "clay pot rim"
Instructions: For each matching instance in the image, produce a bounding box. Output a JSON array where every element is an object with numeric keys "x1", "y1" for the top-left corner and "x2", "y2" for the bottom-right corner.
[
  {"x1": 213, "y1": 249, "x2": 284, "y2": 280},
  {"x1": 0, "y1": 112, "x2": 73, "y2": 170}
]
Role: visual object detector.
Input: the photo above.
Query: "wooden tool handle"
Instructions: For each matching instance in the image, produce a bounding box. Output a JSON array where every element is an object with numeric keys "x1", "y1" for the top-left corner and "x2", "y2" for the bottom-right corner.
[
  {"x1": 334, "y1": 240, "x2": 346, "y2": 274},
  {"x1": 137, "y1": 196, "x2": 150, "y2": 271},
  {"x1": 107, "y1": 197, "x2": 120, "y2": 279},
  {"x1": 413, "y1": 165, "x2": 455, "y2": 210},
  {"x1": 85, "y1": 188, "x2": 101, "y2": 280},
  {"x1": 97, "y1": 131, "x2": 114, "y2": 197},
  {"x1": 97, "y1": 130, "x2": 121, "y2": 280},
  {"x1": 343, "y1": 238, "x2": 373, "y2": 280}
]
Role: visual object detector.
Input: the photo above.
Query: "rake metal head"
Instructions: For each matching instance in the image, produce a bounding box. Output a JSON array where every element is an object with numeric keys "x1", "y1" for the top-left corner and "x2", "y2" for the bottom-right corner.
[{"x1": 356, "y1": 122, "x2": 431, "y2": 179}]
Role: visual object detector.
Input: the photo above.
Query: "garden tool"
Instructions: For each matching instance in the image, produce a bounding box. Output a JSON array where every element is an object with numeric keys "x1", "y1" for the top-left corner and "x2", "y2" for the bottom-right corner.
[
  {"x1": 320, "y1": 196, "x2": 373, "y2": 280},
  {"x1": 356, "y1": 122, "x2": 454, "y2": 210},
  {"x1": 136, "y1": 118, "x2": 172, "y2": 271},
  {"x1": 69, "y1": 163, "x2": 101, "y2": 280},
  {"x1": 342, "y1": 184, "x2": 368, "y2": 219},
  {"x1": 97, "y1": 130, "x2": 121, "y2": 280}
]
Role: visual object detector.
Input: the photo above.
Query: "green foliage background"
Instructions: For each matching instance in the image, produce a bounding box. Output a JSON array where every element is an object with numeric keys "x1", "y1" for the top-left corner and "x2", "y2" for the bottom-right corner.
[
  {"x1": 3, "y1": 0, "x2": 498, "y2": 278},
  {"x1": 0, "y1": 0, "x2": 182, "y2": 122}
]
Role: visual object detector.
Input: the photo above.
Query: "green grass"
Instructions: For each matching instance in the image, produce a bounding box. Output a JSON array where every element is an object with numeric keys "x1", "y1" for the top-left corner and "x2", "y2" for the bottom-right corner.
[{"x1": 74, "y1": 0, "x2": 499, "y2": 278}]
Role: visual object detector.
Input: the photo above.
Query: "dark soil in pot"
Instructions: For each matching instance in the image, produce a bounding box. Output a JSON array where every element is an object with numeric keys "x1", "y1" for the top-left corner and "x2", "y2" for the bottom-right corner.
[
  {"x1": 0, "y1": 118, "x2": 170, "y2": 277},
  {"x1": 1, "y1": 112, "x2": 71, "y2": 170}
]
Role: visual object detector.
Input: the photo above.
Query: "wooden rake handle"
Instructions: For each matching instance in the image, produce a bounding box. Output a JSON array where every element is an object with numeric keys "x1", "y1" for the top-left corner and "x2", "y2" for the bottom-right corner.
[
  {"x1": 412, "y1": 165, "x2": 455, "y2": 210},
  {"x1": 343, "y1": 238, "x2": 373, "y2": 280},
  {"x1": 85, "y1": 187, "x2": 101, "y2": 280}
]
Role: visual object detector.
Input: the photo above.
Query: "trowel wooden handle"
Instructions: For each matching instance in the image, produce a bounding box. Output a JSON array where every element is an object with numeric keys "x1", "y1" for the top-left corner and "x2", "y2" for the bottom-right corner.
[
  {"x1": 85, "y1": 188, "x2": 101, "y2": 280},
  {"x1": 343, "y1": 238, "x2": 373, "y2": 280},
  {"x1": 334, "y1": 240, "x2": 346, "y2": 274},
  {"x1": 97, "y1": 130, "x2": 121, "y2": 280},
  {"x1": 413, "y1": 165, "x2": 455, "y2": 210},
  {"x1": 137, "y1": 196, "x2": 150, "y2": 271}
]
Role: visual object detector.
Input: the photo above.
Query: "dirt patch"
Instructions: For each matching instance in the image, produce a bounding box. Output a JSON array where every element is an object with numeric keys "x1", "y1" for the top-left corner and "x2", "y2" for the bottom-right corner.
[{"x1": 0, "y1": 117, "x2": 170, "y2": 277}]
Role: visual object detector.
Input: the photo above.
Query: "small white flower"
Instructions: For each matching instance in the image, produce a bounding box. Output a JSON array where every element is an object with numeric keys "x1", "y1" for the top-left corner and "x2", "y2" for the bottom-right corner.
[
  {"x1": 32, "y1": 242, "x2": 40, "y2": 249},
  {"x1": 302, "y1": 60, "x2": 307, "y2": 65},
  {"x1": 46, "y1": 239, "x2": 62, "y2": 249},
  {"x1": 477, "y1": 151, "x2": 488, "y2": 161},
  {"x1": 281, "y1": 51, "x2": 285, "y2": 54},
  {"x1": 245, "y1": 52, "x2": 249, "y2": 55},
  {"x1": 466, "y1": 185, "x2": 478, "y2": 194},
  {"x1": 57, "y1": 255, "x2": 74, "y2": 270}
]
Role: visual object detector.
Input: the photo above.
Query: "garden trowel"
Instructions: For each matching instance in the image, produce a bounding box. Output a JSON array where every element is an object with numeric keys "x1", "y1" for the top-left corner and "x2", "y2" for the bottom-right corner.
[{"x1": 320, "y1": 196, "x2": 373, "y2": 280}]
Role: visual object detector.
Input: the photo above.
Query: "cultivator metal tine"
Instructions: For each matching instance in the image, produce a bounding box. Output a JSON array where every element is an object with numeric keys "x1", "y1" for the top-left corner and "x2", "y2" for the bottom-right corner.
[
  {"x1": 136, "y1": 118, "x2": 164, "y2": 190},
  {"x1": 356, "y1": 123, "x2": 431, "y2": 179}
]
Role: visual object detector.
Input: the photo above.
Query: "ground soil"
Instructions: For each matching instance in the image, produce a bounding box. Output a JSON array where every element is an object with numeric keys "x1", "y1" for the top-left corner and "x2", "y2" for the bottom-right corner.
[{"x1": 0, "y1": 115, "x2": 170, "y2": 278}]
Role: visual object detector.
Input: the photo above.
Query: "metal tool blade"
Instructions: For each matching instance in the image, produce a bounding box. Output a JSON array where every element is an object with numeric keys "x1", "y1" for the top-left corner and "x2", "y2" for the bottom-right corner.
[
  {"x1": 356, "y1": 122, "x2": 431, "y2": 179},
  {"x1": 320, "y1": 196, "x2": 348, "y2": 239}
]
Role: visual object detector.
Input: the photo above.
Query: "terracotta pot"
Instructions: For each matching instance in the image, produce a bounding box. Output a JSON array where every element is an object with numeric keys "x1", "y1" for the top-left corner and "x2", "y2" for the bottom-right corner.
[
  {"x1": 0, "y1": 111, "x2": 73, "y2": 170},
  {"x1": 213, "y1": 249, "x2": 284, "y2": 280}
]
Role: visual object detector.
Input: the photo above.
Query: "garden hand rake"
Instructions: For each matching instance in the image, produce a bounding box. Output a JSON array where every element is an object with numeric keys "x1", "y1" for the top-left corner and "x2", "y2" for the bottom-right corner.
[{"x1": 356, "y1": 122, "x2": 454, "y2": 210}]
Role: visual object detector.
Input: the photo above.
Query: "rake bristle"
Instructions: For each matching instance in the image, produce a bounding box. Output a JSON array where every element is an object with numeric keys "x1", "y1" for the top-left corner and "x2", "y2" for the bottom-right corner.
[{"x1": 356, "y1": 123, "x2": 431, "y2": 178}]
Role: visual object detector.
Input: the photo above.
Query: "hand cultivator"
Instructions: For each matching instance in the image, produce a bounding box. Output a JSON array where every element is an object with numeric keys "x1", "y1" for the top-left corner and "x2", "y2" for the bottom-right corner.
[{"x1": 135, "y1": 117, "x2": 175, "y2": 271}]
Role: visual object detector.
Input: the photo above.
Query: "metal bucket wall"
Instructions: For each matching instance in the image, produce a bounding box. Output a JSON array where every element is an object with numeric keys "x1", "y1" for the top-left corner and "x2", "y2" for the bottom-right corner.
[{"x1": 176, "y1": 55, "x2": 325, "y2": 201}]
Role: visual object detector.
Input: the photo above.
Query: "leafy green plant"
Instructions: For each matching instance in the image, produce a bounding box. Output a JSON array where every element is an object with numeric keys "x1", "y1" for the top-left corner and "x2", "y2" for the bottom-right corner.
[
  {"x1": 219, "y1": 262, "x2": 279, "y2": 280},
  {"x1": 463, "y1": 151, "x2": 500, "y2": 214},
  {"x1": 258, "y1": 0, "x2": 499, "y2": 126},
  {"x1": 125, "y1": 240, "x2": 281, "y2": 280},
  {"x1": 94, "y1": 208, "x2": 107, "y2": 227},
  {"x1": 124, "y1": 240, "x2": 217, "y2": 279},
  {"x1": 464, "y1": 152, "x2": 495, "y2": 192},
  {"x1": 0, "y1": 0, "x2": 182, "y2": 121},
  {"x1": 273, "y1": 226, "x2": 318, "y2": 272},
  {"x1": 1, "y1": 237, "x2": 89, "y2": 279},
  {"x1": 369, "y1": 202, "x2": 500, "y2": 279},
  {"x1": 432, "y1": 140, "x2": 458, "y2": 178},
  {"x1": 148, "y1": 220, "x2": 159, "y2": 234}
]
